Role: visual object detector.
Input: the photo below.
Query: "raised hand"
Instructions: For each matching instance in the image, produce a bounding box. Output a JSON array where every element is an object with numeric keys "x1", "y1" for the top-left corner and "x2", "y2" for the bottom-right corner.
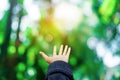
[{"x1": 39, "y1": 45, "x2": 71, "y2": 64}]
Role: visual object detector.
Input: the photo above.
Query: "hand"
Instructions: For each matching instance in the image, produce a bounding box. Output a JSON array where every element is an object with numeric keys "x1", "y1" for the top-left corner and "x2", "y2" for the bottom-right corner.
[{"x1": 39, "y1": 45, "x2": 71, "y2": 64}]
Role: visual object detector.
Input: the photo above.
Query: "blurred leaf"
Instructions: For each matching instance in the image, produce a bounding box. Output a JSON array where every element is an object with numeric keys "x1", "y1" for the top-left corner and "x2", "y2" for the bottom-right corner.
[
  {"x1": 0, "y1": 32, "x2": 4, "y2": 45},
  {"x1": 16, "y1": 62, "x2": 26, "y2": 72},
  {"x1": 18, "y1": 0, "x2": 24, "y2": 5},
  {"x1": 99, "y1": 0, "x2": 116, "y2": 16},
  {"x1": 27, "y1": 48, "x2": 36, "y2": 66},
  {"x1": 7, "y1": 45, "x2": 16, "y2": 56},
  {"x1": 18, "y1": 44, "x2": 26, "y2": 56},
  {"x1": 99, "y1": 0, "x2": 117, "y2": 23}
]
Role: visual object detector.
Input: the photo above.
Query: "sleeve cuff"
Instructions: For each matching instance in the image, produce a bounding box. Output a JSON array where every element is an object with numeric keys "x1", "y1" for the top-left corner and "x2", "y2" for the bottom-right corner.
[{"x1": 46, "y1": 61, "x2": 73, "y2": 79}]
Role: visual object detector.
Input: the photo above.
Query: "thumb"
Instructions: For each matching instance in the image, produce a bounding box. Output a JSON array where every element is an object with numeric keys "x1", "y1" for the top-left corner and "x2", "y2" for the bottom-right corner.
[{"x1": 39, "y1": 52, "x2": 49, "y2": 61}]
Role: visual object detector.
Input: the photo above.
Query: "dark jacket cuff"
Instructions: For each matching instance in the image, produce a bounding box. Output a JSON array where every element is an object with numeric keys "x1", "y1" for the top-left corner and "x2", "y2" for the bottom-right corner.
[{"x1": 46, "y1": 61, "x2": 73, "y2": 79}]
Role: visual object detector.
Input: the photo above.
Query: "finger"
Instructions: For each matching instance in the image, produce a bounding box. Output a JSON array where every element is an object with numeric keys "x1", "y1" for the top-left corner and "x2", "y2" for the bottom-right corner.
[
  {"x1": 39, "y1": 52, "x2": 49, "y2": 61},
  {"x1": 66, "y1": 47, "x2": 71, "y2": 57},
  {"x1": 59, "y1": 45, "x2": 63, "y2": 55},
  {"x1": 53, "y1": 46, "x2": 57, "y2": 56},
  {"x1": 63, "y1": 45, "x2": 68, "y2": 55}
]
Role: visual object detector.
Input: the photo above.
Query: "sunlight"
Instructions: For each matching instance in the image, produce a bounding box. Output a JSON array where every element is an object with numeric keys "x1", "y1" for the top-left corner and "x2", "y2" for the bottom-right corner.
[
  {"x1": 24, "y1": 0, "x2": 41, "y2": 21},
  {"x1": 0, "y1": 0, "x2": 9, "y2": 20},
  {"x1": 96, "y1": 42, "x2": 120, "y2": 68},
  {"x1": 103, "y1": 53, "x2": 120, "y2": 68},
  {"x1": 54, "y1": 2, "x2": 82, "y2": 31}
]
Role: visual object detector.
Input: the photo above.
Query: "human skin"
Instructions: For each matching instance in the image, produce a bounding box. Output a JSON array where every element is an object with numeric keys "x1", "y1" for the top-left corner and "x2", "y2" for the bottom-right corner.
[{"x1": 39, "y1": 45, "x2": 71, "y2": 64}]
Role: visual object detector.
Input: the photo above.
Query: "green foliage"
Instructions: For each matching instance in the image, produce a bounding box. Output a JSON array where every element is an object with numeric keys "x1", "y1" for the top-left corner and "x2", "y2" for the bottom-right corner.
[
  {"x1": 0, "y1": 11, "x2": 9, "y2": 45},
  {"x1": 18, "y1": 0, "x2": 24, "y2": 5},
  {"x1": 99, "y1": 0, "x2": 117, "y2": 23},
  {"x1": 7, "y1": 45, "x2": 16, "y2": 56}
]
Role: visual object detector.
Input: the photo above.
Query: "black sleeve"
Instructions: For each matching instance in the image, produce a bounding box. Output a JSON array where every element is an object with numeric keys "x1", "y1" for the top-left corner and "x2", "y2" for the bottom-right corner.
[{"x1": 45, "y1": 61, "x2": 74, "y2": 80}]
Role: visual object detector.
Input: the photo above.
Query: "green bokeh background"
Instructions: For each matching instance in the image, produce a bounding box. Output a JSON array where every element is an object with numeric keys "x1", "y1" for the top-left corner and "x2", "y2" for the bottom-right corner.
[{"x1": 0, "y1": 0, "x2": 120, "y2": 80}]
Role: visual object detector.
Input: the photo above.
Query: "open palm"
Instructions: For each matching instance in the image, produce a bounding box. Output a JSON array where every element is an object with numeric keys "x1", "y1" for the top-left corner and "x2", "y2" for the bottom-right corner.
[{"x1": 39, "y1": 45, "x2": 71, "y2": 64}]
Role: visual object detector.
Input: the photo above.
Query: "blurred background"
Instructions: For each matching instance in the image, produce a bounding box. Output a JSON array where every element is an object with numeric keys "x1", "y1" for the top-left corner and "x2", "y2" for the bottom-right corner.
[{"x1": 0, "y1": 0, "x2": 120, "y2": 80}]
